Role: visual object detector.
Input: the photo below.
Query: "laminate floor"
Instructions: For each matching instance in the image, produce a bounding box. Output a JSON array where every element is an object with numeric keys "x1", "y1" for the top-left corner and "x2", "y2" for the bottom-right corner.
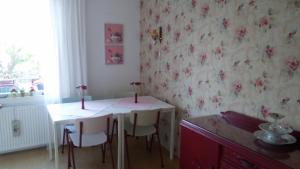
[{"x1": 0, "y1": 137, "x2": 179, "y2": 169}]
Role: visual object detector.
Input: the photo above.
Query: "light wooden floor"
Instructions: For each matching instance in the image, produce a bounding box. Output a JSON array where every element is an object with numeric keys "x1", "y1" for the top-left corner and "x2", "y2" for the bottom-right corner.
[{"x1": 0, "y1": 137, "x2": 179, "y2": 169}]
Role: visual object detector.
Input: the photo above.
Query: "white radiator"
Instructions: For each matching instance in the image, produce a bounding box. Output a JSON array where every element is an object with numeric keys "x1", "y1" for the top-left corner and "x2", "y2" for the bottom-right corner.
[{"x1": 0, "y1": 97, "x2": 49, "y2": 154}]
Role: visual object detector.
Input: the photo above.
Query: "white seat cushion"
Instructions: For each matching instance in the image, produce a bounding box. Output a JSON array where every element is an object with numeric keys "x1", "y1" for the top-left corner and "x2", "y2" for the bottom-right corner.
[
  {"x1": 124, "y1": 120, "x2": 156, "y2": 137},
  {"x1": 69, "y1": 132, "x2": 107, "y2": 147},
  {"x1": 65, "y1": 124, "x2": 76, "y2": 133}
]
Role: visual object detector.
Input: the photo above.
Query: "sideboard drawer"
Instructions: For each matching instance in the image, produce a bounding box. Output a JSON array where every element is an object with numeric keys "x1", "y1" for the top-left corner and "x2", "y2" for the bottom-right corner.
[
  {"x1": 180, "y1": 125, "x2": 220, "y2": 169},
  {"x1": 220, "y1": 159, "x2": 240, "y2": 169},
  {"x1": 223, "y1": 147, "x2": 268, "y2": 169}
]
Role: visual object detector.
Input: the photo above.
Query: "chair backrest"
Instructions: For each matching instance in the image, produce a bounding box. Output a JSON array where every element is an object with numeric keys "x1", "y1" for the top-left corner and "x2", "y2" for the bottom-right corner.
[
  {"x1": 75, "y1": 114, "x2": 112, "y2": 135},
  {"x1": 61, "y1": 95, "x2": 92, "y2": 103},
  {"x1": 129, "y1": 109, "x2": 160, "y2": 127}
]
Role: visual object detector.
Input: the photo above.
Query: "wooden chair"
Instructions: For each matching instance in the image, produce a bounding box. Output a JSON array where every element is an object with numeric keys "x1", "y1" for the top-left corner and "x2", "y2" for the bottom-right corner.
[
  {"x1": 124, "y1": 109, "x2": 164, "y2": 169},
  {"x1": 111, "y1": 91, "x2": 135, "y2": 142},
  {"x1": 61, "y1": 96, "x2": 92, "y2": 154},
  {"x1": 67, "y1": 114, "x2": 115, "y2": 169}
]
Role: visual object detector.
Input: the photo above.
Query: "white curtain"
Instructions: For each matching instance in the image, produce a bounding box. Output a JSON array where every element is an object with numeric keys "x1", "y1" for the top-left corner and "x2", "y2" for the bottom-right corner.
[{"x1": 49, "y1": 0, "x2": 88, "y2": 100}]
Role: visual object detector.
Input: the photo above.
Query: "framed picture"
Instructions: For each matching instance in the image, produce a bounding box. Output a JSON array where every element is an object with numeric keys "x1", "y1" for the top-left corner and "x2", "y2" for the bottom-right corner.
[
  {"x1": 105, "y1": 23, "x2": 123, "y2": 45},
  {"x1": 105, "y1": 46, "x2": 124, "y2": 64}
]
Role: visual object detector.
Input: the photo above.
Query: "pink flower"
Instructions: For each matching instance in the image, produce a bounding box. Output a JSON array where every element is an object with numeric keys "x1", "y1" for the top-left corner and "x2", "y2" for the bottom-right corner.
[
  {"x1": 244, "y1": 59, "x2": 250, "y2": 65},
  {"x1": 201, "y1": 4, "x2": 209, "y2": 16},
  {"x1": 219, "y1": 70, "x2": 225, "y2": 81},
  {"x1": 261, "y1": 105, "x2": 271, "y2": 119},
  {"x1": 145, "y1": 61, "x2": 150, "y2": 69},
  {"x1": 162, "y1": 45, "x2": 169, "y2": 53},
  {"x1": 192, "y1": 0, "x2": 197, "y2": 8},
  {"x1": 161, "y1": 82, "x2": 168, "y2": 89},
  {"x1": 236, "y1": 27, "x2": 247, "y2": 40},
  {"x1": 259, "y1": 16, "x2": 269, "y2": 28},
  {"x1": 166, "y1": 62, "x2": 170, "y2": 71},
  {"x1": 212, "y1": 96, "x2": 221, "y2": 107},
  {"x1": 163, "y1": 6, "x2": 170, "y2": 14},
  {"x1": 188, "y1": 86, "x2": 193, "y2": 96},
  {"x1": 154, "y1": 85, "x2": 159, "y2": 91},
  {"x1": 222, "y1": 18, "x2": 229, "y2": 29},
  {"x1": 174, "y1": 31, "x2": 181, "y2": 42},
  {"x1": 155, "y1": 15, "x2": 160, "y2": 24},
  {"x1": 215, "y1": 47, "x2": 223, "y2": 59},
  {"x1": 197, "y1": 97, "x2": 205, "y2": 109},
  {"x1": 185, "y1": 24, "x2": 193, "y2": 32},
  {"x1": 288, "y1": 31, "x2": 297, "y2": 39},
  {"x1": 148, "y1": 77, "x2": 152, "y2": 84},
  {"x1": 265, "y1": 45, "x2": 274, "y2": 58},
  {"x1": 183, "y1": 67, "x2": 192, "y2": 77},
  {"x1": 281, "y1": 97, "x2": 290, "y2": 105},
  {"x1": 212, "y1": 96, "x2": 219, "y2": 103},
  {"x1": 286, "y1": 58, "x2": 300, "y2": 72},
  {"x1": 173, "y1": 71, "x2": 179, "y2": 81},
  {"x1": 215, "y1": 47, "x2": 222, "y2": 55},
  {"x1": 216, "y1": 0, "x2": 226, "y2": 4},
  {"x1": 233, "y1": 81, "x2": 242, "y2": 94},
  {"x1": 255, "y1": 78, "x2": 264, "y2": 88},
  {"x1": 189, "y1": 44, "x2": 195, "y2": 54},
  {"x1": 199, "y1": 53, "x2": 207, "y2": 65}
]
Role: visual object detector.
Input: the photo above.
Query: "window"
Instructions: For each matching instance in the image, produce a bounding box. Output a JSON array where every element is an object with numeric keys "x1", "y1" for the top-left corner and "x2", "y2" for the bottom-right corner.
[{"x1": 0, "y1": 0, "x2": 52, "y2": 97}]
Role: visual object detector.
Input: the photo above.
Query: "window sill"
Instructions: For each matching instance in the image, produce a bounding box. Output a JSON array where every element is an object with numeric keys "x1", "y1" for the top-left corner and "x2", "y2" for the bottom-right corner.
[{"x1": 0, "y1": 95, "x2": 45, "y2": 107}]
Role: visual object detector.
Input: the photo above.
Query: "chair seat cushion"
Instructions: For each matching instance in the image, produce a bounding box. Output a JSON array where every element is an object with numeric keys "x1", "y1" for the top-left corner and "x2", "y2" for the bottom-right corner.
[
  {"x1": 69, "y1": 132, "x2": 107, "y2": 147},
  {"x1": 64, "y1": 124, "x2": 76, "y2": 133},
  {"x1": 124, "y1": 120, "x2": 156, "y2": 137}
]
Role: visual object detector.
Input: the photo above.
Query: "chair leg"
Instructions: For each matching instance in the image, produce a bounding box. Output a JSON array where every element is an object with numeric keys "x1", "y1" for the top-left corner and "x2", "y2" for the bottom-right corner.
[
  {"x1": 62, "y1": 128, "x2": 66, "y2": 154},
  {"x1": 145, "y1": 136, "x2": 149, "y2": 151},
  {"x1": 71, "y1": 142, "x2": 76, "y2": 169},
  {"x1": 111, "y1": 119, "x2": 118, "y2": 143},
  {"x1": 109, "y1": 141, "x2": 115, "y2": 169},
  {"x1": 149, "y1": 134, "x2": 154, "y2": 153},
  {"x1": 156, "y1": 132, "x2": 164, "y2": 168},
  {"x1": 101, "y1": 143, "x2": 106, "y2": 163},
  {"x1": 67, "y1": 135, "x2": 71, "y2": 169},
  {"x1": 125, "y1": 132, "x2": 131, "y2": 169}
]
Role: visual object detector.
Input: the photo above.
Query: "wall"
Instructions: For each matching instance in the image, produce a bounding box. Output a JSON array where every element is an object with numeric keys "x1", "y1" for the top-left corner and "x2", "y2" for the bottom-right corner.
[
  {"x1": 140, "y1": 0, "x2": 300, "y2": 153},
  {"x1": 86, "y1": 0, "x2": 140, "y2": 99}
]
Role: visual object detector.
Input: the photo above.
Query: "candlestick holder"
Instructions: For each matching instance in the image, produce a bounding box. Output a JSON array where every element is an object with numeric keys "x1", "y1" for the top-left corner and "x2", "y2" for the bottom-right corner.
[
  {"x1": 130, "y1": 81, "x2": 142, "y2": 104},
  {"x1": 76, "y1": 85, "x2": 87, "y2": 109}
]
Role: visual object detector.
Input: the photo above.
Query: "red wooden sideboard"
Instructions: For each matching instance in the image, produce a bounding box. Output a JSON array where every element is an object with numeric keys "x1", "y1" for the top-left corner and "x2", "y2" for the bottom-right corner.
[{"x1": 180, "y1": 111, "x2": 300, "y2": 169}]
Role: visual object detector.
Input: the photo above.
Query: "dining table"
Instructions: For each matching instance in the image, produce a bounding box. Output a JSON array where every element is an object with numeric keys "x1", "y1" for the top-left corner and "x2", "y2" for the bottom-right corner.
[{"x1": 47, "y1": 96, "x2": 176, "y2": 169}]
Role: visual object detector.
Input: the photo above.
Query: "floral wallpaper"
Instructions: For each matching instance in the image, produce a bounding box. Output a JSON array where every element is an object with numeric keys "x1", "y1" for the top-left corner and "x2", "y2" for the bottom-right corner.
[{"x1": 140, "y1": 0, "x2": 300, "y2": 154}]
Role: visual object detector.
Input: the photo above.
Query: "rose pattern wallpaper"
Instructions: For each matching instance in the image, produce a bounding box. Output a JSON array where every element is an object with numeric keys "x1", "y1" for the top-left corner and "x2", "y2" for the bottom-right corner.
[{"x1": 140, "y1": 0, "x2": 300, "y2": 154}]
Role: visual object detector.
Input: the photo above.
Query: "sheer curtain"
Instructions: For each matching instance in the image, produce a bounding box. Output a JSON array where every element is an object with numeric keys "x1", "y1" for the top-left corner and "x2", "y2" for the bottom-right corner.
[{"x1": 49, "y1": 0, "x2": 88, "y2": 101}]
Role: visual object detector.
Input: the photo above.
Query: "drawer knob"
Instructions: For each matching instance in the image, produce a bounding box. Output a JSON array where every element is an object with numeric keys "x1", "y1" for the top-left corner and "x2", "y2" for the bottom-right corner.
[{"x1": 237, "y1": 157, "x2": 258, "y2": 169}]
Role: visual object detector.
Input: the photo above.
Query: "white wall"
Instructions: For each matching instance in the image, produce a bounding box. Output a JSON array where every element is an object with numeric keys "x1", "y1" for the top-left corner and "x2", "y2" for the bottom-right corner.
[{"x1": 86, "y1": 0, "x2": 140, "y2": 99}]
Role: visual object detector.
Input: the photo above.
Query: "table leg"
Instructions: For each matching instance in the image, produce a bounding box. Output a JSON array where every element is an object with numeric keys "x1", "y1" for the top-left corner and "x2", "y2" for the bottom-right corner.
[
  {"x1": 170, "y1": 109, "x2": 175, "y2": 160},
  {"x1": 121, "y1": 115, "x2": 125, "y2": 169},
  {"x1": 53, "y1": 122, "x2": 59, "y2": 169},
  {"x1": 117, "y1": 114, "x2": 124, "y2": 169},
  {"x1": 48, "y1": 114, "x2": 53, "y2": 160}
]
